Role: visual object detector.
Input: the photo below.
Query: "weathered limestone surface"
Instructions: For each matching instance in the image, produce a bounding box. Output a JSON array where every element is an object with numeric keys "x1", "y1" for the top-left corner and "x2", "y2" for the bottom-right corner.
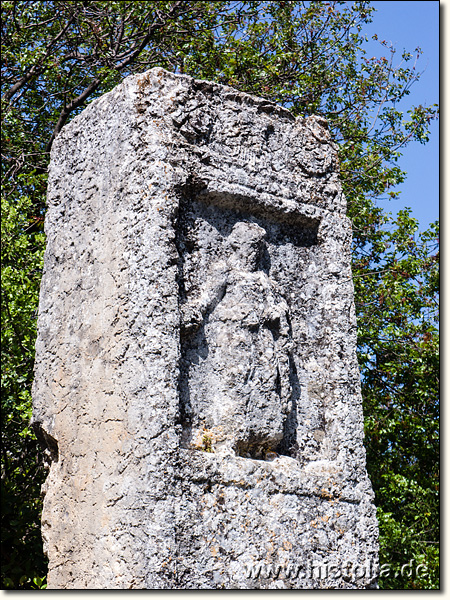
[{"x1": 32, "y1": 67, "x2": 379, "y2": 589}]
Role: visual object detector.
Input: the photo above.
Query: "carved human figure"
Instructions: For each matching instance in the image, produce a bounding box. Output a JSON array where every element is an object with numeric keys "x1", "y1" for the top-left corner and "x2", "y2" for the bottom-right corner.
[{"x1": 181, "y1": 221, "x2": 293, "y2": 456}]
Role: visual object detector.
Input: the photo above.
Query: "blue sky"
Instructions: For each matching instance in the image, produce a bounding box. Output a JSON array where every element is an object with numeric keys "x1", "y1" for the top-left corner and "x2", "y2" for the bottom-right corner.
[{"x1": 364, "y1": 1, "x2": 439, "y2": 231}]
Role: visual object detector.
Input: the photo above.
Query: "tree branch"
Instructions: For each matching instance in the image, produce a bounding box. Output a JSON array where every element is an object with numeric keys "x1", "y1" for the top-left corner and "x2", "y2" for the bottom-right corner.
[
  {"x1": 2, "y1": 15, "x2": 75, "y2": 105},
  {"x1": 45, "y1": 78, "x2": 101, "y2": 153}
]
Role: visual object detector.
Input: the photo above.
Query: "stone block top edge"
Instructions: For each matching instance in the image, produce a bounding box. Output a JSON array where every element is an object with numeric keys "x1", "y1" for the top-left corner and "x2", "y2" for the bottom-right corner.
[
  {"x1": 51, "y1": 66, "x2": 335, "y2": 152},
  {"x1": 133, "y1": 67, "x2": 335, "y2": 143},
  {"x1": 136, "y1": 66, "x2": 297, "y2": 120}
]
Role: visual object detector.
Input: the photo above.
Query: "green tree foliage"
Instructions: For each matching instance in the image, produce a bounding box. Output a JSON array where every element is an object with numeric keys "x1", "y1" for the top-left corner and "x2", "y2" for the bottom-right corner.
[
  {"x1": 1, "y1": 1, "x2": 438, "y2": 589},
  {"x1": 356, "y1": 212, "x2": 438, "y2": 588}
]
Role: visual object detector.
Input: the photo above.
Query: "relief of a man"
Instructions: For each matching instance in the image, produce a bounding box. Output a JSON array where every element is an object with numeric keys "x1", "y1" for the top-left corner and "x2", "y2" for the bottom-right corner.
[{"x1": 181, "y1": 221, "x2": 293, "y2": 457}]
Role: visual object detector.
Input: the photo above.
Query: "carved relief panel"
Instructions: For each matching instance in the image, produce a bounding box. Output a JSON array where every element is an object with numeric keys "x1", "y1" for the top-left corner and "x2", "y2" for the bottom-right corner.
[{"x1": 176, "y1": 196, "x2": 322, "y2": 462}]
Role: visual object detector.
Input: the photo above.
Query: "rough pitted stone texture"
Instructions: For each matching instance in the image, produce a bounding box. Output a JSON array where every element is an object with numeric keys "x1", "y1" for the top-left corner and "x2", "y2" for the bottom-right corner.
[{"x1": 32, "y1": 67, "x2": 379, "y2": 589}]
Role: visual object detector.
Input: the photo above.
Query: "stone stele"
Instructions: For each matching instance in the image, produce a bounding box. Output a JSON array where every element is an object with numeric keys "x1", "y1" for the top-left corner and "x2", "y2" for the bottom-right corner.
[{"x1": 32, "y1": 67, "x2": 379, "y2": 589}]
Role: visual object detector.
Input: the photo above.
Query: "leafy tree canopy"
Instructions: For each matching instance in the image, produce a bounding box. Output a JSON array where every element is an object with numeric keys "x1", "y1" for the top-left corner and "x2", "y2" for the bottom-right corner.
[{"x1": 1, "y1": 0, "x2": 438, "y2": 589}]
